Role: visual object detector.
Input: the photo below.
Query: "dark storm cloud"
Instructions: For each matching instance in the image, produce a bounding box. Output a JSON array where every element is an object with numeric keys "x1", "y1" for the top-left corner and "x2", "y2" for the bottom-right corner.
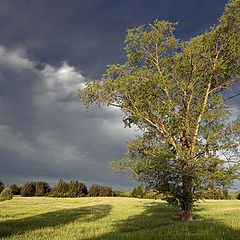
[{"x1": 0, "y1": 0, "x2": 227, "y2": 78}]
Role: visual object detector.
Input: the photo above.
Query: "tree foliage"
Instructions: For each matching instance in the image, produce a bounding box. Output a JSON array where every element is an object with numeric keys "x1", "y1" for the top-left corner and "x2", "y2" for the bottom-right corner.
[
  {"x1": 56, "y1": 179, "x2": 69, "y2": 197},
  {"x1": 99, "y1": 185, "x2": 114, "y2": 197},
  {"x1": 132, "y1": 186, "x2": 144, "y2": 198},
  {"x1": 9, "y1": 183, "x2": 21, "y2": 195},
  {"x1": 0, "y1": 180, "x2": 4, "y2": 194},
  {"x1": 88, "y1": 184, "x2": 113, "y2": 197},
  {"x1": 68, "y1": 180, "x2": 88, "y2": 197},
  {"x1": 237, "y1": 192, "x2": 240, "y2": 200},
  {"x1": 78, "y1": 0, "x2": 240, "y2": 221},
  {"x1": 21, "y1": 182, "x2": 36, "y2": 197},
  {"x1": 0, "y1": 188, "x2": 12, "y2": 201},
  {"x1": 88, "y1": 184, "x2": 101, "y2": 197},
  {"x1": 35, "y1": 181, "x2": 51, "y2": 196}
]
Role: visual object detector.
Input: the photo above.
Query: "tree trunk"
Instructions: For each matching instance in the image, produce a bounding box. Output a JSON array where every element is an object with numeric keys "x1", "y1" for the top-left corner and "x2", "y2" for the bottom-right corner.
[
  {"x1": 181, "y1": 208, "x2": 193, "y2": 221},
  {"x1": 181, "y1": 174, "x2": 193, "y2": 221}
]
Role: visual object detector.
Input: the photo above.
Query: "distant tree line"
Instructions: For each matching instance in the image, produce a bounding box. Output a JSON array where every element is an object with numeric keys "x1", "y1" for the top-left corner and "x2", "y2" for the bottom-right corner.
[
  {"x1": 0, "y1": 179, "x2": 114, "y2": 198},
  {"x1": 0, "y1": 179, "x2": 239, "y2": 200}
]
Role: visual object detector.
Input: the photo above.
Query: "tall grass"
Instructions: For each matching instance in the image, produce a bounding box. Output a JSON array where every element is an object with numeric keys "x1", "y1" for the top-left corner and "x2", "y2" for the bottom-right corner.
[{"x1": 0, "y1": 197, "x2": 240, "y2": 239}]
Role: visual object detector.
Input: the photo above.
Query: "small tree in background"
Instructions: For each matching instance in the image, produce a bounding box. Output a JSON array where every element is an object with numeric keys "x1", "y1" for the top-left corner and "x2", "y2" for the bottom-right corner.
[
  {"x1": 35, "y1": 181, "x2": 51, "y2": 196},
  {"x1": 9, "y1": 183, "x2": 21, "y2": 195},
  {"x1": 56, "y1": 179, "x2": 69, "y2": 197},
  {"x1": 237, "y1": 192, "x2": 240, "y2": 200},
  {"x1": 132, "y1": 186, "x2": 144, "y2": 198},
  {"x1": 113, "y1": 189, "x2": 124, "y2": 197},
  {"x1": 88, "y1": 184, "x2": 101, "y2": 197},
  {"x1": 21, "y1": 182, "x2": 36, "y2": 197},
  {"x1": 0, "y1": 180, "x2": 4, "y2": 194},
  {"x1": 0, "y1": 188, "x2": 12, "y2": 201},
  {"x1": 99, "y1": 186, "x2": 113, "y2": 197},
  {"x1": 144, "y1": 185, "x2": 150, "y2": 195},
  {"x1": 68, "y1": 180, "x2": 88, "y2": 197}
]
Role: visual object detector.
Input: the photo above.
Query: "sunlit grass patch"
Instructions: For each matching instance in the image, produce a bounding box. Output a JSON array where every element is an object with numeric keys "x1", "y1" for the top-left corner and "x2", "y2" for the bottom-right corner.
[{"x1": 0, "y1": 197, "x2": 240, "y2": 239}]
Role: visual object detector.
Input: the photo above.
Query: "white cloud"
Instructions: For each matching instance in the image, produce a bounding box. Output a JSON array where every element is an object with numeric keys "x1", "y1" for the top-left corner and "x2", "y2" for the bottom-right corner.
[
  {"x1": 0, "y1": 46, "x2": 33, "y2": 70},
  {"x1": 41, "y1": 61, "x2": 85, "y2": 101}
]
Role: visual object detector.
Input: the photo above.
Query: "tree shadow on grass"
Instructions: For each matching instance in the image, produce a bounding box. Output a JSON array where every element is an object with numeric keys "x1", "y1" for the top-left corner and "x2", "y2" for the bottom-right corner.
[
  {"x1": 85, "y1": 202, "x2": 240, "y2": 240},
  {"x1": 0, "y1": 204, "x2": 111, "y2": 238}
]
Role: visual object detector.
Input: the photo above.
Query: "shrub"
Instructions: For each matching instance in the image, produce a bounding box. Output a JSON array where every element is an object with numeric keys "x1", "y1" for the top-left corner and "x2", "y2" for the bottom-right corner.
[
  {"x1": 132, "y1": 186, "x2": 144, "y2": 198},
  {"x1": 68, "y1": 180, "x2": 87, "y2": 197},
  {"x1": 0, "y1": 187, "x2": 13, "y2": 201},
  {"x1": 113, "y1": 189, "x2": 124, "y2": 197},
  {"x1": 56, "y1": 179, "x2": 69, "y2": 197},
  {"x1": 21, "y1": 182, "x2": 36, "y2": 197},
  {"x1": 99, "y1": 186, "x2": 113, "y2": 197},
  {"x1": 88, "y1": 185, "x2": 114, "y2": 197},
  {"x1": 237, "y1": 192, "x2": 240, "y2": 200},
  {"x1": 144, "y1": 185, "x2": 150, "y2": 195},
  {"x1": 10, "y1": 183, "x2": 21, "y2": 195},
  {"x1": 88, "y1": 184, "x2": 101, "y2": 197},
  {"x1": 48, "y1": 186, "x2": 59, "y2": 197},
  {"x1": 0, "y1": 180, "x2": 4, "y2": 194},
  {"x1": 35, "y1": 181, "x2": 50, "y2": 196},
  {"x1": 120, "y1": 189, "x2": 132, "y2": 197}
]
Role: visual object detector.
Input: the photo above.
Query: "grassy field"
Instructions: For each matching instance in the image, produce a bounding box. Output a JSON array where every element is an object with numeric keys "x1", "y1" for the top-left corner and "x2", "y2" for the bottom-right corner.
[{"x1": 0, "y1": 197, "x2": 240, "y2": 240}]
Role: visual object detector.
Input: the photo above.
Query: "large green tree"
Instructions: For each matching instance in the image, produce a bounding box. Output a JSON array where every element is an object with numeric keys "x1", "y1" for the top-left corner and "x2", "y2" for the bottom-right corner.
[{"x1": 78, "y1": 0, "x2": 240, "y2": 221}]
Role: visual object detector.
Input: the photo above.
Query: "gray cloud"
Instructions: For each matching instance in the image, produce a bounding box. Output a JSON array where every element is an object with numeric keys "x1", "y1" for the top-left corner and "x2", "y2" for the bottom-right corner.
[{"x1": 0, "y1": 46, "x2": 136, "y2": 189}]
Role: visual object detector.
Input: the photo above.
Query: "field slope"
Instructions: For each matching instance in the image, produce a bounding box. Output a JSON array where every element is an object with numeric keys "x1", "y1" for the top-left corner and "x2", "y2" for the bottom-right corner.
[{"x1": 0, "y1": 197, "x2": 240, "y2": 240}]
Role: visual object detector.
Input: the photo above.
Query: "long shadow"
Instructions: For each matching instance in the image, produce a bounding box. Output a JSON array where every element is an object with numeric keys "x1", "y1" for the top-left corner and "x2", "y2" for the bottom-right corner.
[
  {"x1": 85, "y1": 202, "x2": 240, "y2": 240},
  {"x1": 0, "y1": 204, "x2": 111, "y2": 238}
]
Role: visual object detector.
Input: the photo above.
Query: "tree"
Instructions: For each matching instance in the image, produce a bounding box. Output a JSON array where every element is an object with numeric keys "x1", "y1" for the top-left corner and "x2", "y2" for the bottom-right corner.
[
  {"x1": 9, "y1": 183, "x2": 21, "y2": 195},
  {"x1": 0, "y1": 188, "x2": 12, "y2": 201},
  {"x1": 56, "y1": 179, "x2": 69, "y2": 197},
  {"x1": 132, "y1": 186, "x2": 144, "y2": 198},
  {"x1": 21, "y1": 182, "x2": 36, "y2": 197},
  {"x1": 144, "y1": 185, "x2": 150, "y2": 195},
  {"x1": 88, "y1": 184, "x2": 101, "y2": 197},
  {"x1": 68, "y1": 180, "x2": 88, "y2": 197},
  {"x1": 0, "y1": 180, "x2": 4, "y2": 194},
  {"x1": 99, "y1": 185, "x2": 113, "y2": 197},
  {"x1": 35, "y1": 181, "x2": 50, "y2": 196},
  {"x1": 78, "y1": 0, "x2": 240, "y2": 221},
  {"x1": 237, "y1": 192, "x2": 240, "y2": 200},
  {"x1": 88, "y1": 184, "x2": 113, "y2": 197}
]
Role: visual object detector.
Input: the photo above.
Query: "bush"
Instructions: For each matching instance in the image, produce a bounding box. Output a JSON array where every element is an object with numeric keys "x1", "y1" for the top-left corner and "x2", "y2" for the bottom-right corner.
[
  {"x1": 35, "y1": 181, "x2": 50, "y2": 196},
  {"x1": 68, "y1": 180, "x2": 87, "y2": 197},
  {"x1": 203, "y1": 188, "x2": 232, "y2": 200},
  {"x1": 0, "y1": 187, "x2": 13, "y2": 201},
  {"x1": 0, "y1": 180, "x2": 4, "y2": 194},
  {"x1": 56, "y1": 179, "x2": 69, "y2": 197},
  {"x1": 21, "y1": 182, "x2": 36, "y2": 197},
  {"x1": 99, "y1": 186, "x2": 113, "y2": 197},
  {"x1": 88, "y1": 184, "x2": 113, "y2": 197},
  {"x1": 10, "y1": 183, "x2": 21, "y2": 195},
  {"x1": 237, "y1": 192, "x2": 240, "y2": 200},
  {"x1": 132, "y1": 186, "x2": 144, "y2": 198},
  {"x1": 48, "y1": 186, "x2": 59, "y2": 197},
  {"x1": 113, "y1": 189, "x2": 124, "y2": 197},
  {"x1": 88, "y1": 184, "x2": 101, "y2": 197},
  {"x1": 120, "y1": 189, "x2": 132, "y2": 198}
]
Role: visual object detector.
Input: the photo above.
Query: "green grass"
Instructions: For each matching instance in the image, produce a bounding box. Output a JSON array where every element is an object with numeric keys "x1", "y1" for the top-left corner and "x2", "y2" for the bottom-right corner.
[{"x1": 0, "y1": 197, "x2": 240, "y2": 240}]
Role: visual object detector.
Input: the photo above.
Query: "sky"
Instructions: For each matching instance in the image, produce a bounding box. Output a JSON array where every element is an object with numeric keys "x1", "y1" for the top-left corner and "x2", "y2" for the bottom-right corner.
[{"x1": 0, "y1": 0, "x2": 239, "y2": 190}]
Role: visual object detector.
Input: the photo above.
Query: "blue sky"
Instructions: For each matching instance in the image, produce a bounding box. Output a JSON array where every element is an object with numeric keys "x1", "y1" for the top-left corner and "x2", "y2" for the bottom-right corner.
[{"x1": 0, "y1": 0, "x2": 239, "y2": 190}]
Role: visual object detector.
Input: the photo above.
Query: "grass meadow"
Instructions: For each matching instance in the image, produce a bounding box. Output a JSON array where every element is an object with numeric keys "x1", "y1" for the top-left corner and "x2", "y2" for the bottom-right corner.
[{"x1": 0, "y1": 197, "x2": 240, "y2": 240}]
